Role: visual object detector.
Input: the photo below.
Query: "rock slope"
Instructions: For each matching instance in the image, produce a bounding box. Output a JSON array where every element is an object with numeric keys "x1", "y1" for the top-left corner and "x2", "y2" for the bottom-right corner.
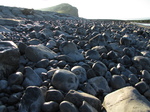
[{"x1": 0, "y1": 5, "x2": 150, "y2": 112}]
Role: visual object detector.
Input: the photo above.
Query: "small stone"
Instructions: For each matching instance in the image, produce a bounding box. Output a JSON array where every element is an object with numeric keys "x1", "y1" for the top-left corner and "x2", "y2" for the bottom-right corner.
[
  {"x1": 8, "y1": 72, "x2": 23, "y2": 85},
  {"x1": 92, "y1": 61, "x2": 107, "y2": 76},
  {"x1": 71, "y1": 66, "x2": 87, "y2": 83},
  {"x1": 18, "y1": 42, "x2": 27, "y2": 54},
  {"x1": 144, "y1": 89, "x2": 150, "y2": 99},
  {"x1": 45, "y1": 89, "x2": 64, "y2": 103},
  {"x1": 59, "y1": 101, "x2": 79, "y2": 112},
  {"x1": 120, "y1": 35, "x2": 131, "y2": 46},
  {"x1": 42, "y1": 101, "x2": 59, "y2": 112},
  {"x1": 51, "y1": 69, "x2": 79, "y2": 92},
  {"x1": 19, "y1": 86, "x2": 44, "y2": 112},
  {"x1": 135, "y1": 81, "x2": 149, "y2": 94},
  {"x1": 107, "y1": 50, "x2": 118, "y2": 60},
  {"x1": 79, "y1": 101, "x2": 98, "y2": 112},
  {"x1": 28, "y1": 38, "x2": 42, "y2": 45},
  {"x1": 91, "y1": 46, "x2": 108, "y2": 55},
  {"x1": 46, "y1": 40, "x2": 56, "y2": 49},
  {"x1": 110, "y1": 75, "x2": 126, "y2": 89}
]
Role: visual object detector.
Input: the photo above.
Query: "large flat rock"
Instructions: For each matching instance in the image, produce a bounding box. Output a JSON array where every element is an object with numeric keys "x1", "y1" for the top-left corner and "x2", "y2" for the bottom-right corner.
[{"x1": 103, "y1": 86, "x2": 150, "y2": 112}]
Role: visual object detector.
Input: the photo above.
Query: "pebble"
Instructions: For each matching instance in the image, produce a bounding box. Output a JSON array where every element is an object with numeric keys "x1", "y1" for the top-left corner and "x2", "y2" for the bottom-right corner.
[{"x1": 42, "y1": 101, "x2": 59, "y2": 112}]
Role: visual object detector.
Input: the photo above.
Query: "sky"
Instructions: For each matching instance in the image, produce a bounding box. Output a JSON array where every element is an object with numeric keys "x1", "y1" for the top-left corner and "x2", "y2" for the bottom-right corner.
[{"x1": 0, "y1": 0, "x2": 150, "y2": 20}]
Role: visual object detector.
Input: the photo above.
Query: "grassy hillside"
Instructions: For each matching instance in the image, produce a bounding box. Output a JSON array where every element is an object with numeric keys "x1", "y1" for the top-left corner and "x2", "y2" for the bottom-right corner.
[{"x1": 39, "y1": 3, "x2": 78, "y2": 17}]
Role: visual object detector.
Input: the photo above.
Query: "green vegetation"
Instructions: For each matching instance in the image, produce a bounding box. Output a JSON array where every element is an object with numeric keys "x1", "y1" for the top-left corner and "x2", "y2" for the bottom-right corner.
[
  {"x1": 127, "y1": 19, "x2": 150, "y2": 23},
  {"x1": 39, "y1": 3, "x2": 78, "y2": 17}
]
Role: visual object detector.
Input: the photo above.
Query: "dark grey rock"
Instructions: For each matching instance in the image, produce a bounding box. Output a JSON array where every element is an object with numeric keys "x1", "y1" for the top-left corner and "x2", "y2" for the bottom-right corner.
[
  {"x1": 10, "y1": 85, "x2": 24, "y2": 92},
  {"x1": 59, "y1": 41, "x2": 84, "y2": 62},
  {"x1": 92, "y1": 61, "x2": 107, "y2": 76},
  {"x1": 19, "y1": 86, "x2": 44, "y2": 112},
  {"x1": 86, "y1": 69, "x2": 97, "y2": 79},
  {"x1": 57, "y1": 55, "x2": 75, "y2": 62},
  {"x1": 123, "y1": 47, "x2": 134, "y2": 57},
  {"x1": 88, "y1": 76, "x2": 111, "y2": 93},
  {"x1": 121, "y1": 55, "x2": 132, "y2": 65},
  {"x1": 110, "y1": 67, "x2": 120, "y2": 75},
  {"x1": 35, "y1": 59, "x2": 50, "y2": 68},
  {"x1": 18, "y1": 42, "x2": 27, "y2": 54},
  {"x1": 0, "y1": 25, "x2": 12, "y2": 33},
  {"x1": 135, "y1": 81, "x2": 149, "y2": 94},
  {"x1": 141, "y1": 70, "x2": 150, "y2": 83},
  {"x1": 8, "y1": 72, "x2": 23, "y2": 85},
  {"x1": 85, "y1": 49, "x2": 100, "y2": 60},
  {"x1": 0, "y1": 80, "x2": 8, "y2": 91},
  {"x1": 144, "y1": 89, "x2": 150, "y2": 99},
  {"x1": 51, "y1": 69, "x2": 79, "y2": 92},
  {"x1": 128, "y1": 74, "x2": 139, "y2": 86},
  {"x1": 80, "y1": 82, "x2": 97, "y2": 96},
  {"x1": 57, "y1": 60, "x2": 67, "y2": 68},
  {"x1": 39, "y1": 28, "x2": 53, "y2": 38},
  {"x1": 0, "y1": 18, "x2": 21, "y2": 26},
  {"x1": 107, "y1": 50, "x2": 118, "y2": 60},
  {"x1": 46, "y1": 40, "x2": 56, "y2": 49},
  {"x1": 0, "y1": 41, "x2": 20, "y2": 79},
  {"x1": 28, "y1": 39, "x2": 42, "y2": 45},
  {"x1": 110, "y1": 75, "x2": 126, "y2": 89},
  {"x1": 120, "y1": 35, "x2": 131, "y2": 46},
  {"x1": 65, "y1": 90, "x2": 101, "y2": 112},
  {"x1": 59, "y1": 101, "x2": 79, "y2": 112},
  {"x1": 91, "y1": 46, "x2": 108, "y2": 54},
  {"x1": 89, "y1": 34, "x2": 106, "y2": 47},
  {"x1": 132, "y1": 56, "x2": 150, "y2": 72},
  {"x1": 42, "y1": 101, "x2": 59, "y2": 112},
  {"x1": 22, "y1": 67, "x2": 43, "y2": 87},
  {"x1": 0, "y1": 105, "x2": 7, "y2": 112},
  {"x1": 79, "y1": 101, "x2": 98, "y2": 112},
  {"x1": 45, "y1": 89, "x2": 64, "y2": 103},
  {"x1": 71, "y1": 66, "x2": 87, "y2": 83},
  {"x1": 25, "y1": 44, "x2": 57, "y2": 62}
]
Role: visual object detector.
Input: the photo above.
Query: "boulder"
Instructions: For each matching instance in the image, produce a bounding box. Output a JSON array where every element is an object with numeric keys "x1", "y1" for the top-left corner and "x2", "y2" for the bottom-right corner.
[
  {"x1": 59, "y1": 101, "x2": 79, "y2": 112},
  {"x1": 0, "y1": 41, "x2": 20, "y2": 79},
  {"x1": 19, "y1": 86, "x2": 44, "y2": 112},
  {"x1": 25, "y1": 44, "x2": 57, "y2": 62},
  {"x1": 65, "y1": 90, "x2": 101, "y2": 111},
  {"x1": 22, "y1": 67, "x2": 43, "y2": 88},
  {"x1": 88, "y1": 76, "x2": 111, "y2": 93},
  {"x1": 59, "y1": 41, "x2": 84, "y2": 62},
  {"x1": 103, "y1": 86, "x2": 150, "y2": 112},
  {"x1": 51, "y1": 69, "x2": 79, "y2": 92}
]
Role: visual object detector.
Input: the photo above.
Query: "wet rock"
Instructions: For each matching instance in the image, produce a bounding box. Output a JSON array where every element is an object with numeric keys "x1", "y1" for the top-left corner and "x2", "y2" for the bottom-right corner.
[
  {"x1": 45, "y1": 89, "x2": 64, "y2": 103},
  {"x1": 51, "y1": 69, "x2": 79, "y2": 92},
  {"x1": 65, "y1": 90, "x2": 101, "y2": 112},
  {"x1": 8, "y1": 72, "x2": 23, "y2": 85},
  {"x1": 88, "y1": 76, "x2": 111, "y2": 93},
  {"x1": 92, "y1": 61, "x2": 107, "y2": 76},
  {"x1": 59, "y1": 41, "x2": 84, "y2": 61},
  {"x1": 25, "y1": 44, "x2": 57, "y2": 62},
  {"x1": 59, "y1": 101, "x2": 79, "y2": 112},
  {"x1": 42, "y1": 101, "x2": 59, "y2": 112},
  {"x1": 0, "y1": 41, "x2": 20, "y2": 79},
  {"x1": 22, "y1": 67, "x2": 43, "y2": 87},
  {"x1": 110, "y1": 75, "x2": 126, "y2": 89},
  {"x1": 103, "y1": 86, "x2": 150, "y2": 112},
  {"x1": 71, "y1": 66, "x2": 87, "y2": 83},
  {"x1": 79, "y1": 101, "x2": 98, "y2": 112},
  {"x1": 19, "y1": 86, "x2": 44, "y2": 112}
]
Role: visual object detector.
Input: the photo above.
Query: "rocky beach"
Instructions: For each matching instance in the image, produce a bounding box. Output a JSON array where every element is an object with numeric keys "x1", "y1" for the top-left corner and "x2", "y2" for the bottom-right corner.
[{"x1": 0, "y1": 5, "x2": 150, "y2": 112}]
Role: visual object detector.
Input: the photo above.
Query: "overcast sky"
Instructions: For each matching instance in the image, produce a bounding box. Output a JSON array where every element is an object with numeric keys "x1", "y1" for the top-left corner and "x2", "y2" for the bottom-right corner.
[{"x1": 1, "y1": 0, "x2": 150, "y2": 20}]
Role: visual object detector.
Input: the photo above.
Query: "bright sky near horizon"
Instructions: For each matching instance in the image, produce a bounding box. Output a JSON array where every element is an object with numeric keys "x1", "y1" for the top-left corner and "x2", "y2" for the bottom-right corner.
[{"x1": 0, "y1": 0, "x2": 150, "y2": 20}]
